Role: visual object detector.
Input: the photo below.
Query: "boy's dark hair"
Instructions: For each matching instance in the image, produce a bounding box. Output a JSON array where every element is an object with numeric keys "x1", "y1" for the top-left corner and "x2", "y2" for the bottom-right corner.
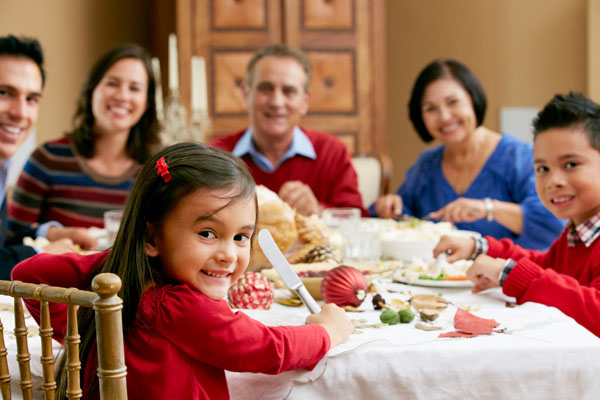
[
  {"x1": 533, "y1": 92, "x2": 600, "y2": 151},
  {"x1": 54, "y1": 142, "x2": 256, "y2": 397},
  {"x1": 69, "y1": 43, "x2": 160, "y2": 163},
  {"x1": 408, "y1": 59, "x2": 487, "y2": 143},
  {"x1": 245, "y1": 44, "x2": 312, "y2": 92},
  {"x1": 0, "y1": 34, "x2": 45, "y2": 87}
]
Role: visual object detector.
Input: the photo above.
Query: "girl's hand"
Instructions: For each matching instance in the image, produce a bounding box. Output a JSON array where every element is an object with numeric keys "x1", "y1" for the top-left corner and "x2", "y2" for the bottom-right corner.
[
  {"x1": 306, "y1": 303, "x2": 353, "y2": 348},
  {"x1": 428, "y1": 198, "x2": 486, "y2": 223},
  {"x1": 433, "y1": 235, "x2": 476, "y2": 263},
  {"x1": 466, "y1": 255, "x2": 506, "y2": 293},
  {"x1": 374, "y1": 194, "x2": 402, "y2": 219}
]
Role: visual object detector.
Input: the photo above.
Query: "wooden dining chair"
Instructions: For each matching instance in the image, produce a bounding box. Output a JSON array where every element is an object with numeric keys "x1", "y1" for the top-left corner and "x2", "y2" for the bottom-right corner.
[
  {"x1": 351, "y1": 152, "x2": 393, "y2": 207},
  {"x1": 0, "y1": 273, "x2": 127, "y2": 400}
]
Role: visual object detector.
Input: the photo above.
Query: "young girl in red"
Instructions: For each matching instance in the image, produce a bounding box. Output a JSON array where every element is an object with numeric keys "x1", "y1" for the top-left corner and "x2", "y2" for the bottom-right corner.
[{"x1": 12, "y1": 142, "x2": 353, "y2": 399}]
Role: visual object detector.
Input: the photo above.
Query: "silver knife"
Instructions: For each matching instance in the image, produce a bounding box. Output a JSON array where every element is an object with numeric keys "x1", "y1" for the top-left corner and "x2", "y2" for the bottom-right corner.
[{"x1": 257, "y1": 229, "x2": 322, "y2": 314}]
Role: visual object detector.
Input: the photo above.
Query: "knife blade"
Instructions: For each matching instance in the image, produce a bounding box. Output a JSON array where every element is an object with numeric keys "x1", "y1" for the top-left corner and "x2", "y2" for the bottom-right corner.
[{"x1": 257, "y1": 229, "x2": 322, "y2": 314}]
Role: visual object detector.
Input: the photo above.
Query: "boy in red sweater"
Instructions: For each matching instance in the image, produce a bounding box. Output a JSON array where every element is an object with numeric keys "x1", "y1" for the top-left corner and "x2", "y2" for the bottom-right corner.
[{"x1": 435, "y1": 92, "x2": 600, "y2": 337}]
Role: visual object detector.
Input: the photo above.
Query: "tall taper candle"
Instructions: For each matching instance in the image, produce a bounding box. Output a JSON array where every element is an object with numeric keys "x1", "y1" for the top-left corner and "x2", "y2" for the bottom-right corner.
[
  {"x1": 191, "y1": 56, "x2": 208, "y2": 112},
  {"x1": 168, "y1": 33, "x2": 179, "y2": 90},
  {"x1": 151, "y1": 57, "x2": 164, "y2": 118}
]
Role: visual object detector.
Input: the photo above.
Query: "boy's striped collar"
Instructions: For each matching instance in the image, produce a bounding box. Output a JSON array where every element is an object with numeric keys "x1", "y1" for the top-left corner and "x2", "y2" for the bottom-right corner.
[{"x1": 567, "y1": 212, "x2": 600, "y2": 247}]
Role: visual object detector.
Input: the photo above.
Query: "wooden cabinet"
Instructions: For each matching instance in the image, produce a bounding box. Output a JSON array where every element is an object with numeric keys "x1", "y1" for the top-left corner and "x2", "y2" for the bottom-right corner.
[{"x1": 155, "y1": 0, "x2": 386, "y2": 154}]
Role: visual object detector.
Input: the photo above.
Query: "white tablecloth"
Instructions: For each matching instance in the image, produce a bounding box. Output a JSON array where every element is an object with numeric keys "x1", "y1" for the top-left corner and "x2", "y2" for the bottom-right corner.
[{"x1": 226, "y1": 281, "x2": 600, "y2": 400}]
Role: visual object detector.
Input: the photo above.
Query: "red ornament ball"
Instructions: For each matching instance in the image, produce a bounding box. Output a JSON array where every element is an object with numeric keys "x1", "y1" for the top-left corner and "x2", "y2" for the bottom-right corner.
[
  {"x1": 228, "y1": 272, "x2": 274, "y2": 310},
  {"x1": 321, "y1": 265, "x2": 367, "y2": 307}
]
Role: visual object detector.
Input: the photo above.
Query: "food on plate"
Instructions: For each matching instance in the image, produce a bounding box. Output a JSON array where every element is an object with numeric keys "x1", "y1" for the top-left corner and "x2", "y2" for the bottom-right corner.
[
  {"x1": 227, "y1": 272, "x2": 274, "y2": 310},
  {"x1": 415, "y1": 323, "x2": 442, "y2": 331},
  {"x1": 409, "y1": 294, "x2": 448, "y2": 321},
  {"x1": 321, "y1": 265, "x2": 367, "y2": 307},
  {"x1": 393, "y1": 258, "x2": 473, "y2": 283},
  {"x1": 438, "y1": 308, "x2": 500, "y2": 338},
  {"x1": 380, "y1": 309, "x2": 400, "y2": 325},
  {"x1": 372, "y1": 293, "x2": 387, "y2": 310},
  {"x1": 250, "y1": 185, "x2": 329, "y2": 270},
  {"x1": 398, "y1": 309, "x2": 415, "y2": 323},
  {"x1": 379, "y1": 218, "x2": 480, "y2": 261},
  {"x1": 381, "y1": 218, "x2": 454, "y2": 242}
]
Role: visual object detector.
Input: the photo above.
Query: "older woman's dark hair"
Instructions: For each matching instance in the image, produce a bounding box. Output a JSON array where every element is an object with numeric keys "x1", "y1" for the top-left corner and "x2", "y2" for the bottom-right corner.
[
  {"x1": 408, "y1": 59, "x2": 487, "y2": 143},
  {"x1": 69, "y1": 43, "x2": 160, "y2": 163},
  {"x1": 533, "y1": 92, "x2": 600, "y2": 152}
]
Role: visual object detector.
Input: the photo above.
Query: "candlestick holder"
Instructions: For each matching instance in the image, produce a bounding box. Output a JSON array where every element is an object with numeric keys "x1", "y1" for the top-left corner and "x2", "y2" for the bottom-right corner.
[
  {"x1": 189, "y1": 109, "x2": 211, "y2": 143},
  {"x1": 161, "y1": 89, "x2": 190, "y2": 146}
]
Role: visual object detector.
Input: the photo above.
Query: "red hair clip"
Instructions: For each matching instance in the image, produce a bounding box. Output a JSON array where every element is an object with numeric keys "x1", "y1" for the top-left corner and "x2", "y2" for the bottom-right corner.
[{"x1": 156, "y1": 157, "x2": 171, "y2": 183}]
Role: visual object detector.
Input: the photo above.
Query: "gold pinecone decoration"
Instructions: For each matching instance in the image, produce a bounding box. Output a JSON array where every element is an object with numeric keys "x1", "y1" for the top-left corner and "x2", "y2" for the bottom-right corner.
[{"x1": 304, "y1": 245, "x2": 342, "y2": 264}]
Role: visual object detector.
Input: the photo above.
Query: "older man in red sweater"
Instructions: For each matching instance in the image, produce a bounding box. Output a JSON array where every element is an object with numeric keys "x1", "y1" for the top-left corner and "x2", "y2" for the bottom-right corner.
[{"x1": 210, "y1": 45, "x2": 365, "y2": 216}]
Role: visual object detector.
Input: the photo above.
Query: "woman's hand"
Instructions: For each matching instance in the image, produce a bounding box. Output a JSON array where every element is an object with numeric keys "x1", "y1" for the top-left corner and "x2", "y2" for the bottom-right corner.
[
  {"x1": 466, "y1": 254, "x2": 505, "y2": 293},
  {"x1": 428, "y1": 197, "x2": 486, "y2": 223},
  {"x1": 41, "y1": 238, "x2": 76, "y2": 254},
  {"x1": 374, "y1": 194, "x2": 402, "y2": 219},
  {"x1": 433, "y1": 235, "x2": 476, "y2": 263},
  {"x1": 47, "y1": 227, "x2": 97, "y2": 250},
  {"x1": 306, "y1": 303, "x2": 353, "y2": 348}
]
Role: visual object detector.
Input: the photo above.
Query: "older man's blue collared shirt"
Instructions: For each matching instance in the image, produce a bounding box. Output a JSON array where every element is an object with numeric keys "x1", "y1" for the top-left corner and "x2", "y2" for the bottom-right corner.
[{"x1": 231, "y1": 127, "x2": 316, "y2": 172}]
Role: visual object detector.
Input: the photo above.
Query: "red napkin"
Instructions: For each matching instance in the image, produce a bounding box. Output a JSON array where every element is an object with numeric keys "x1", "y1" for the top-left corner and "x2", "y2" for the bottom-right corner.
[{"x1": 439, "y1": 308, "x2": 500, "y2": 338}]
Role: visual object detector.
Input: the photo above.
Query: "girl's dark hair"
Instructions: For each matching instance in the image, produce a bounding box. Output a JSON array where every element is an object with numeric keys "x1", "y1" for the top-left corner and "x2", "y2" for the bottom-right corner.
[
  {"x1": 533, "y1": 92, "x2": 600, "y2": 152},
  {"x1": 69, "y1": 43, "x2": 160, "y2": 163},
  {"x1": 54, "y1": 142, "x2": 256, "y2": 398},
  {"x1": 408, "y1": 59, "x2": 487, "y2": 143}
]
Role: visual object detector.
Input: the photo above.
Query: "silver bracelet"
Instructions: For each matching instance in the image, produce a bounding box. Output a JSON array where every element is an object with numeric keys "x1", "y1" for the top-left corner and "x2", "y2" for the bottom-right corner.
[{"x1": 484, "y1": 197, "x2": 494, "y2": 222}]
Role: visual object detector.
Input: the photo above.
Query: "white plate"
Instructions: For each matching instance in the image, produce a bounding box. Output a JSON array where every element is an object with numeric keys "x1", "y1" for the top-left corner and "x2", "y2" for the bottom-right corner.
[{"x1": 394, "y1": 277, "x2": 474, "y2": 288}]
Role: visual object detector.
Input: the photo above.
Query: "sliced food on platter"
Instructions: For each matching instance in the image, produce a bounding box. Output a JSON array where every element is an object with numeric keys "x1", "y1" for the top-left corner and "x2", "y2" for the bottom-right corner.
[{"x1": 393, "y1": 257, "x2": 474, "y2": 287}]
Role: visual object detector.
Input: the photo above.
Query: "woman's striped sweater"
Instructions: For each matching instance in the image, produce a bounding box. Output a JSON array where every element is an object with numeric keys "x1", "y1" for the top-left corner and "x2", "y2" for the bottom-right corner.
[{"x1": 8, "y1": 137, "x2": 140, "y2": 230}]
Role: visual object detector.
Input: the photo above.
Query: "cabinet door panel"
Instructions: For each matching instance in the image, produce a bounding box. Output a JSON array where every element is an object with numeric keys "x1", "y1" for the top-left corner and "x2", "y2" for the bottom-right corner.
[
  {"x1": 212, "y1": 51, "x2": 253, "y2": 115},
  {"x1": 303, "y1": 0, "x2": 354, "y2": 30},
  {"x1": 212, "y1": 0, "x2": 267, "y2": 29},
  {"x1": 307, "y1": 50, "x2": 355, "y2": 113}
]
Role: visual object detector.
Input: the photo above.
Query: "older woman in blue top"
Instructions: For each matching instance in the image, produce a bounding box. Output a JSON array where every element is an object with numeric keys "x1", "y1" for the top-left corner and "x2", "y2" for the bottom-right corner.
[{"x1": 372, "y1": 59, "x2": 564, "y2": 250}]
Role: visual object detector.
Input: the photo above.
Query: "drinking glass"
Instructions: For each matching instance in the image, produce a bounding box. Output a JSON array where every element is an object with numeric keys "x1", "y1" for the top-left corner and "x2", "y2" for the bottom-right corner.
[{"x1": 103, "y1": 210, "x2": 124, "y2": 246}]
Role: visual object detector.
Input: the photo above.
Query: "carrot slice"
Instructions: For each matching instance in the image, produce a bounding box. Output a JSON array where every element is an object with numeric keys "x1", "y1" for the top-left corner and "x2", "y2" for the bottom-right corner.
[{"x1": 443, "y1": 275, "x2": 468, "y2": 281}]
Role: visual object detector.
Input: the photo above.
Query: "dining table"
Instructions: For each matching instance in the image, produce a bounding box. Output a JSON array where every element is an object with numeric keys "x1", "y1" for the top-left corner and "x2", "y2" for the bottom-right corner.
[{"x1": 226, "y1": 279, "x2": 600, "y2": 400}]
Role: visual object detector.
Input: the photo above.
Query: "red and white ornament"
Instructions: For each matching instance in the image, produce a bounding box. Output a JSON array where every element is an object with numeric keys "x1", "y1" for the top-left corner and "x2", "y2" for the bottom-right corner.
[{"x1": 228, "y1": 272, "x2": 274, "y2": 310}]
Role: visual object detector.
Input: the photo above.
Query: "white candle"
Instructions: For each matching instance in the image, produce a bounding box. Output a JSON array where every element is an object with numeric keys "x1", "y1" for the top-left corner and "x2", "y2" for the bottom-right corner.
[
  {"x1": 168, "y1": 33, "x2": 179, "y2": 91},
  {"x1": 191, "y1": 56, "x2": 208, "y2": 112},
  {"x1": 151, "y1": 57, "x2": 164, "y2": 118}
]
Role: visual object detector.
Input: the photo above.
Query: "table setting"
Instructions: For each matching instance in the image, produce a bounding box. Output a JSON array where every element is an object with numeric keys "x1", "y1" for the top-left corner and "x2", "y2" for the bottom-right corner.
[{"x1": 226, "y1": 188, "x2": 600, "y2": 399}]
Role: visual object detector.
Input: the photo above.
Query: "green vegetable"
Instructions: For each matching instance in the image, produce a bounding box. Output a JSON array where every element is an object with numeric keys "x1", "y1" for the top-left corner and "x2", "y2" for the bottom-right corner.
[
  {"x1": 418, "y1": 272, "x2": 445, "y2": 281},
  {"x1": 398, "y1": 309, "x2": 415, "y2": 323},
  {"x1": 380, "y1": 309, "x2": 400, "y2": 325}
]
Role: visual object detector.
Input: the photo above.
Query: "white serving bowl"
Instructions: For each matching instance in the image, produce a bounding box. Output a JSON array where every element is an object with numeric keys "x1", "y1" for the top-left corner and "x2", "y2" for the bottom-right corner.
[{"x1": 380, "y1": 237, "x2": 437, "y2": 261}]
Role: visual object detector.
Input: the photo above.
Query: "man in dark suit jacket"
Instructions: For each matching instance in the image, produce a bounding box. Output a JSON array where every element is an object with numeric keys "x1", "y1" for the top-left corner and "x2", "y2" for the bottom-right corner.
[{"x1": 0, "y1": 35, "x2": 74, "y2": 279}]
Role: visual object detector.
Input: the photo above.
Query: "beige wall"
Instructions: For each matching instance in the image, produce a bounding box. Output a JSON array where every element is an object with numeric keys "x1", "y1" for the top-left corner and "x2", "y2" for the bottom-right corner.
[
  {"x1": 0, "y1": 0, "x2": 151, "y2": 144},
  {"x1": 386, "y1": 0, "x2": 587, "y2": 189}
]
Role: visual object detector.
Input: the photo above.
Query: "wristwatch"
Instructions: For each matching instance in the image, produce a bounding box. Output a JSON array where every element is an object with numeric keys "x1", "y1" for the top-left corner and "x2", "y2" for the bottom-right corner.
[{"x1": 484, "y1": 198, "x2": 494, "y2": 222}]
